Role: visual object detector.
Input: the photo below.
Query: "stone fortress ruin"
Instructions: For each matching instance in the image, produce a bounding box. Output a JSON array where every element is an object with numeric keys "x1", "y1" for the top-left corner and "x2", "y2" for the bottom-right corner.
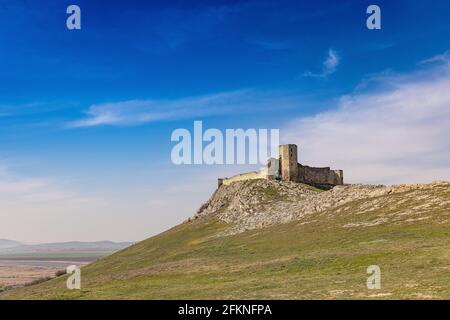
[{"x1": 218, "y1": 144, "x2": 344, "y2": 189}]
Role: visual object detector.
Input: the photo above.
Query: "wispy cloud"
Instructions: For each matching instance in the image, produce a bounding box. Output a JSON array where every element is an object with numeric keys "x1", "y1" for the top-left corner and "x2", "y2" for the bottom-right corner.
[
  {"x1": 302, "y1": 48, "x2": 340, "y2": 78},
  {"x1": 0, "y1": 164, "x2": 104, "y2": 207},
  {"x1": 0, "y1": 165, "x2": 112, "y2": 242},
  {"x1": 0, "y1": 102, "x2": 45, "y2": 118},
  {"x1": 67, "y1": 90, "x2": 302, "y2": 128},
  {"x1": 284, "y1": 52, "x2": 450, "y2": 184}
]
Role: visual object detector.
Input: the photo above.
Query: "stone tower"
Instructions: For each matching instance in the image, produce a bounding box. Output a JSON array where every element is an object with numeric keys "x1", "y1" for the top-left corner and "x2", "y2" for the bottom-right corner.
[{"x1": 279, "y1": 144, "x2": 298, "y2": 182}]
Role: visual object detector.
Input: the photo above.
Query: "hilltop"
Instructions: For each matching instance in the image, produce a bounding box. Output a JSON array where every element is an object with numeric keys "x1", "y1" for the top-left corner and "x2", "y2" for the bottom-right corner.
[
  {"x1": 1, "y1": 180, "x2": 450, "y2": 299},
  {"x1": 193, "y1": 180, "x2": 447, "y2": 235}
]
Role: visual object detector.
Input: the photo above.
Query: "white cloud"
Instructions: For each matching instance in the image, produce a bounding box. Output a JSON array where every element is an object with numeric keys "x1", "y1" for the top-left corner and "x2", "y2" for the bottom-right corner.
[
  {"x1": 283, "y1": 53, "x2": 450, "y2": 184},
  {"x1": 0, "y1": 168, "x2": 98, "y2": 206},
  {"x1": 302, "y1": 48, "x2": 340, "y2": 78},
  {"x1": 67, "y1": 90, "x2": 302, "y2": 128},
  {"x1": 0, "y1": 167, "x2": 112, "y2": 242},
  {"x1": 323, "y1": 49, "x2": 339, "y2": 72}
]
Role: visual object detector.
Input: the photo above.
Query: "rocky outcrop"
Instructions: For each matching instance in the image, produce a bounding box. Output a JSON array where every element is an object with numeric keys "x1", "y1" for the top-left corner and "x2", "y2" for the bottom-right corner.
[{"x1": 193, "y1": 179, "x2": 450, "y2": 235}]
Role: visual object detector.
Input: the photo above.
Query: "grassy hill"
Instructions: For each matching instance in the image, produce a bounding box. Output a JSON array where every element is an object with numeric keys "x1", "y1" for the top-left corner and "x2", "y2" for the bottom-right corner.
[{"x1": 1, "y1": 181, "x2": 449, "y2": 299}]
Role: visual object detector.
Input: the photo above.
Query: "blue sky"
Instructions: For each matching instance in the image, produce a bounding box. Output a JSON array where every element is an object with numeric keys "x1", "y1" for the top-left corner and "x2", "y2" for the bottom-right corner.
[{"x1": 1, "y1": 0, "x2": 450, "y2": 242}]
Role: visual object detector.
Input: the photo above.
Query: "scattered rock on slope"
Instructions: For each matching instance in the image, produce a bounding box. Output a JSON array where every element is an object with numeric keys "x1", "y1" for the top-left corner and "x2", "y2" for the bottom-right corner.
[{"x1": 193, "y1": 179, "x2": 450, "y2": 235}]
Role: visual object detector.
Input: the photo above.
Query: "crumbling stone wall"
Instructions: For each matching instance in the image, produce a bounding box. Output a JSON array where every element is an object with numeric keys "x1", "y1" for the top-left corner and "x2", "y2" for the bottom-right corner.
[{"x1": 298, "y1": 165, "x2": 343, "y2": 187}]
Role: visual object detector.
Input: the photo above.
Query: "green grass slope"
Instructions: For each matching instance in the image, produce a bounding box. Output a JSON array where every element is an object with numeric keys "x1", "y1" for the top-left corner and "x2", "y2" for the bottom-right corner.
[{"x1": 1, "y1": 183, "x2": 450, "y2": 299}]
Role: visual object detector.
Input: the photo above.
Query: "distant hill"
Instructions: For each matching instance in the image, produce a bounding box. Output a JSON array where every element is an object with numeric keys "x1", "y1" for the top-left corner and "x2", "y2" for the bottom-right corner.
[
  {"x1": 0, "y1": 240, "x2": 132, "y2": 255},
  {"x1": 0, "y1": 239, "x2": 23, "y2": 250},
  {"x1": 1, "y1": 180, "x2": 449, "y2": 299}
]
